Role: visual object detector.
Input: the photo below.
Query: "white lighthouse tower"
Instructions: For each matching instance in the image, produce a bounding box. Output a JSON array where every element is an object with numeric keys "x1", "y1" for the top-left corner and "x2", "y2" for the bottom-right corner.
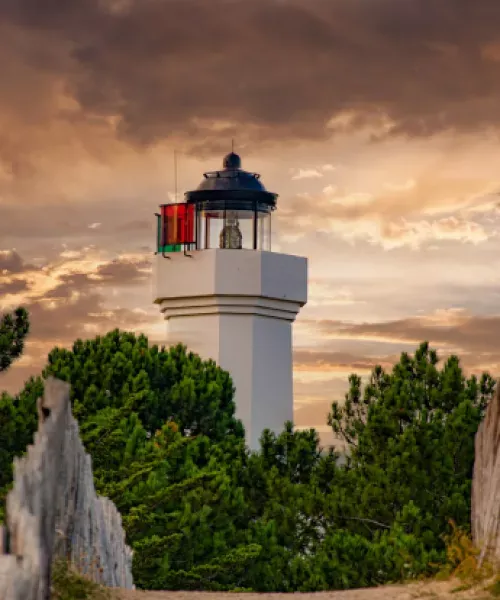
[{"x1": 153, "y1": 152, "x2": 307, "y2": 449}]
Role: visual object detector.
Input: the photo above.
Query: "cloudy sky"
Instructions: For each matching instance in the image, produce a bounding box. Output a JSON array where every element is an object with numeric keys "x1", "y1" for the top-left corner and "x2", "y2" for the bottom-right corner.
[{"x1": 1, "y1": 0, "x2": 500, "y2": 446}]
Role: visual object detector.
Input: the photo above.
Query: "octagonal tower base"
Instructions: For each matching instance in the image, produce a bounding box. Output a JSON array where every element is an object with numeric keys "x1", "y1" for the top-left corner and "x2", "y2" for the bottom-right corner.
[{"x1": 153, "y1": 249, "x2": 308, "y2": 450}]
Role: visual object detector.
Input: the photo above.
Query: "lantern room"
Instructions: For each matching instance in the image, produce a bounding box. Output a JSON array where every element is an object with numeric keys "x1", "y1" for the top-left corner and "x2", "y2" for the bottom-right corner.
[{"x1": 156, "y1": 153, "x2": 277, "y2": 254}]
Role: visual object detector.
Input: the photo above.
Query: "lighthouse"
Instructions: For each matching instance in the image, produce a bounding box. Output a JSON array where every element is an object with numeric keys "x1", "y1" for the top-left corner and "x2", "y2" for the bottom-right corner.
[{"x1": 153, "y1": 153, "x2": 308, "y2": 449}]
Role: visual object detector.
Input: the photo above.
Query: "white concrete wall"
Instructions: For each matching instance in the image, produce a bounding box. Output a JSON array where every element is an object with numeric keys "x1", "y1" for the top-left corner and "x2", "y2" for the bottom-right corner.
[
  {"x1": 153, "y1": 249, "x2": 307, "y2": 305},
  {"x1": 219, "y1": 314, "x2": 254, "y2": 441},
  {"x1": 250, "y1": 315, "x2": 294, "y2": 449},
  {"x1": 153, "y1": 249, "x2": 307, "y2": 449}
]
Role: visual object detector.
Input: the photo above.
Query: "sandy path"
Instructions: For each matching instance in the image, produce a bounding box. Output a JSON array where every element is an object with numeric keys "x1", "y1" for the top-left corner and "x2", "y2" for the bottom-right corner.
[{"x1": 114, "y1": 580, "x2": 492, "y2": 600}]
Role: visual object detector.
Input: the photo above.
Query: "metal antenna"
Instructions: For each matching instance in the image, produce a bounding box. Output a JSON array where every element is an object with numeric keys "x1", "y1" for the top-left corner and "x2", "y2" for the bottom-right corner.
[
  {"x1": 174, "y1": 150, "x2": 178, "y2": 203},
  {"x1": 231, "y1": 138, "x2": 235, "y2": 153}
]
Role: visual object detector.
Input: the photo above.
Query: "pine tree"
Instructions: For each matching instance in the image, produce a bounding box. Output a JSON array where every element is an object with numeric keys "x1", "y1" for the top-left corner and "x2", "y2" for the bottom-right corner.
[
  {"x1": 327, "y1": 341, "x2": 494, "y2": 544},
  {"x1": 0, "y1": 332, "x2": 493, "y2": 592},
  {"x1": 0, "y1": 307, "x2": 29, "y2": 372}
]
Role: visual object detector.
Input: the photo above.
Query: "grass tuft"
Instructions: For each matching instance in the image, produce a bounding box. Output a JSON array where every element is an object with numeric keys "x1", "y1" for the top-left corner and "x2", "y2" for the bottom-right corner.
[{"x1": 51, "y1": 560, "x2": 111, "y2": 600}]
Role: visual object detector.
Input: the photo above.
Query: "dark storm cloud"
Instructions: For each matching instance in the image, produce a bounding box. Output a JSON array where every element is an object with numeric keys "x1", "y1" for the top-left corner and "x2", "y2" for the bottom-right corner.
[
  {"x1": 314, "y1": 313, "x2": 500, "y2": 356},
  {"x1": 25, "y1": 292, "x2": 151, "y2": 344},
  {"x1": 0, "y1": 251, "x2": 150, "y2": 305},
  {"x1": 2, "y1": 0, "x2": 500, "y2": 156},
  {"x1": 96, "y1": 258, "x2": 150, "y2": 283},
  {"x1": 296, "y1": 318, "x2": 500, "y2": 384},
  {"x1": 0, "y1": 289, "x2": 153, "y2": 393},
  {"x1": 0, "y1": 251, "x2": 35, "y2": 274},
  {"x1": 0, "y1": 251, "x2": 154, "y2": 392},
  {"x1": 41, "y1": 257, "x2": 151, "y2": 300},
  {"x1": 0, "y1": 279, "x2": 29, "y2": 295},
  {"x1": 43, "y1": 274, "x2": 91, "y2": 299}
]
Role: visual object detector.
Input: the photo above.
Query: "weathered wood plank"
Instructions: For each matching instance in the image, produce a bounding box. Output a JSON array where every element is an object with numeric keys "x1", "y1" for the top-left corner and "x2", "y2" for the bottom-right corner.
[
  {"x1": 472, "y1": 380, "x2": 500, "y2": 565},
  {"x1": 0, "y1": 377, "x2": 133, "y2": 600}
]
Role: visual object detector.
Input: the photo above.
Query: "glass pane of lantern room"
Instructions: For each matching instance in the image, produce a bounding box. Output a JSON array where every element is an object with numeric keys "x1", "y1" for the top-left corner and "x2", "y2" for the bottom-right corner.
[
  {"x1": 203, "y1": 208, "x2": 257, "y2": 250},
  {"x1": 204, "y1": 211, "x2": 225, "y2": 249},
  {"x1": 196, "y1": 209, "x2": 206, "y2": 249},
  {"x1": 258, "y1": 212, "x2": 271, "y2": 251}
]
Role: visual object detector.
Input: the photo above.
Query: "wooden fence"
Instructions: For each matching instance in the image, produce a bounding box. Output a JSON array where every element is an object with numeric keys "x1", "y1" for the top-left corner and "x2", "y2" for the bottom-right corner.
[{"x1": 0, "y1": 377, "x2": 133, "y2": 600}]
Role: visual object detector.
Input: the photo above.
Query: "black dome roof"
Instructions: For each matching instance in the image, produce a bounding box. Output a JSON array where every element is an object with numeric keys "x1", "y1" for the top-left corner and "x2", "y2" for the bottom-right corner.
[
  {"x1": 185, "y1": 153, "x2": 278, "y2": 212},
  {"x1": 195, "y1": 153, "x2": 267, "y2": 193}
]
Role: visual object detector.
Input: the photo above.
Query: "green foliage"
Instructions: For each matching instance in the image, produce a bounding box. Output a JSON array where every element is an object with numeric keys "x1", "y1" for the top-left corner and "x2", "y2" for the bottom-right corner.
[
  {"x1": 289, "y1": 524, "x2": 441, "y2": 591},
  {"x1": 43, "y1": 330, "x2": 252, "y2": 588},
  {"x1": 328, "y1": 342, "x2": 492, "y2": 545},
  {"x1": 0, "y1": 377, "x2": 41, "y2": 489},
  {"x1": 0, "y1": 333, "x2": 494, "y2": 593},
  {"x1": 0, "y1": 307, "x2": 33, "y2": 516},
  {"x1": 0, "y1": 307, "x2": 29, "y2": 372},
  {"x1": 43, "y1": 330, "x2": 243, "y2": 444}
]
